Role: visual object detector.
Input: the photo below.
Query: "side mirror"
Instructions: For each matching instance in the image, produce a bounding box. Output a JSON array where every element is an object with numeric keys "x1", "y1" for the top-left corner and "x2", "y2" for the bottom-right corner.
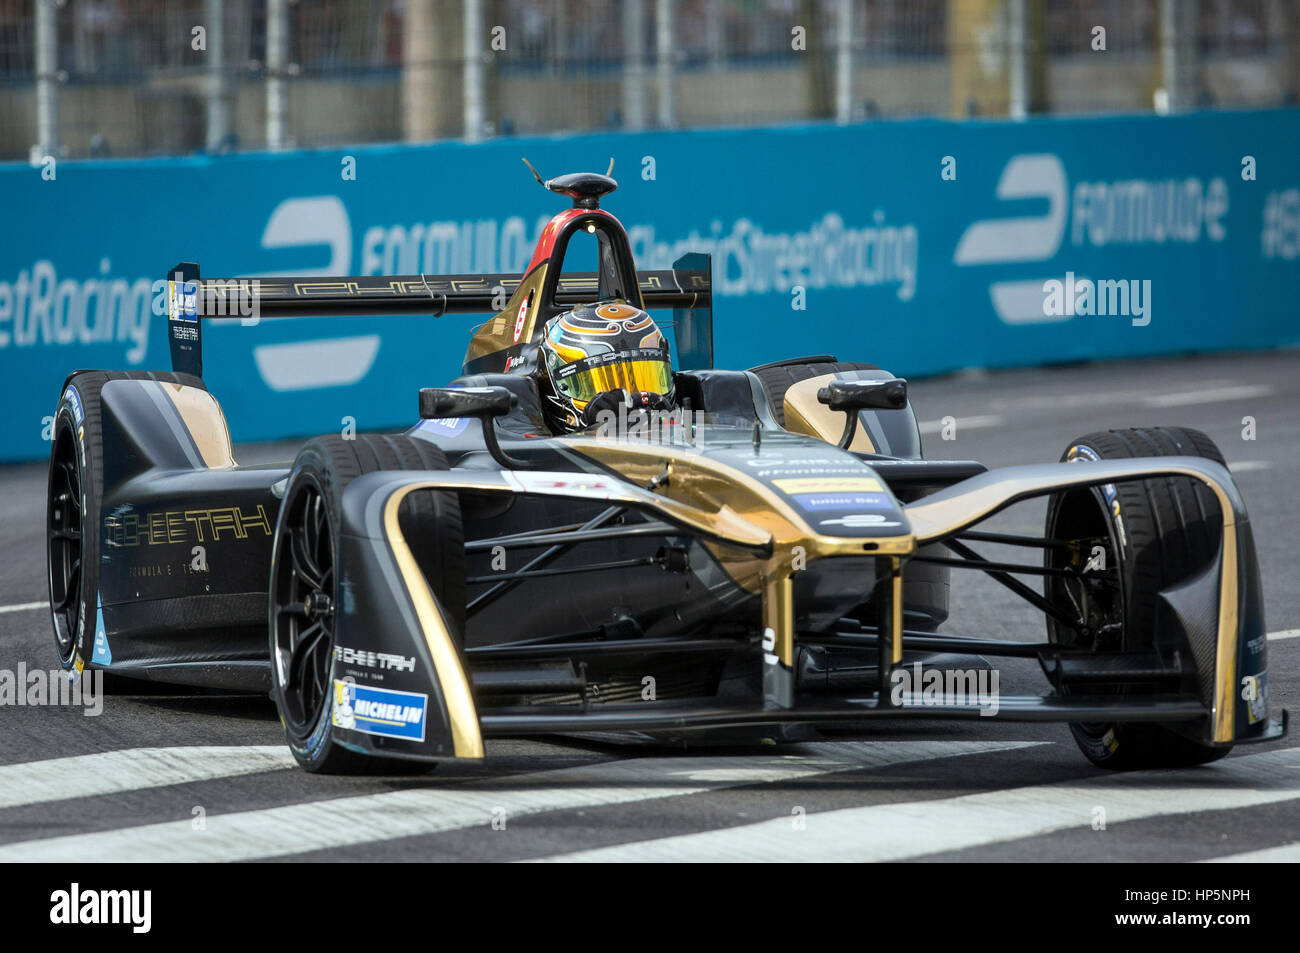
[
  {"x1": 418, "y1": 386, "x2": 526, "y2": 469},
  {"x1": 816, "y1": 378, "x2": 908, "y2": 449},
  {"x1": 419, "y1": 386, "x2": 516, "y2": 420},
  {"x1": 816, "y1": 378, "x2": 908, "y2": 412}
]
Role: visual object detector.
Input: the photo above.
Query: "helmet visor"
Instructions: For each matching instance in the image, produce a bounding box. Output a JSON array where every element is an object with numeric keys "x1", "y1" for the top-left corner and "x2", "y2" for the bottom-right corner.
[{"x1": 551, "y1": 350, "x2": 672, "y2": 407}]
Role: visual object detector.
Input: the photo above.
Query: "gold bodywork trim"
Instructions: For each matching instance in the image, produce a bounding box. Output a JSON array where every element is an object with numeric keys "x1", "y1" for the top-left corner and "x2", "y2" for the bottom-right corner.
[
  {"x1": 566, "y1": 439, "x2": 914, "y2": 594},
  {"x1": 465, "y1": 263, "x2": 549, "y2": 366},
  {"x1": 905, "y1": 462, "x2": 1240, "y2": 743},
  {"x1": 781, "y1": 374, "x2": 875, "y2": 452},
  {"x1": 764, "y1": 573, "x2": 795, "y2": 668},
  {"x1": 160, "y1": 383, "x2": 236, "y2": 468},
  {"x1": 370, "y1": 469, "x2": 774, "y2": 552},
  {"x1": 763, "y1": 572, "x2": 796, "y2": 709},
  {"x1": 1213, "y1": 521, "x2": 1239, "y2": 743},
  {"x1": 382, "y1": 485, "x2": 484, "y2": 759},
  {"x1": 890, "y1": 558, "x2": 904, "y2": 664}
]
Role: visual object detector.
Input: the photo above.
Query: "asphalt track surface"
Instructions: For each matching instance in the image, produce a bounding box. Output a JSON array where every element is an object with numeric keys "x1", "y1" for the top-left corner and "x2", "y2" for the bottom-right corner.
[{"x1": 0, "y1": 350, "x2": 1296, "y2": 863}]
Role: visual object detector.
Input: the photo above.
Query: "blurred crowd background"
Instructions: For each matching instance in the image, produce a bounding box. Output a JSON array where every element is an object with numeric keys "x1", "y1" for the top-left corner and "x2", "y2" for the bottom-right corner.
[{"x1": 2, "y1": 0, "x2": 1297, "y2": 161}]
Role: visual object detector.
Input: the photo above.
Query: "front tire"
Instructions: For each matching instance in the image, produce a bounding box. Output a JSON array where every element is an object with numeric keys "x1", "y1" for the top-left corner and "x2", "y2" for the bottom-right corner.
[
  {"x1": 269, "y1": 433, "x2": 464, "y2": 774},
  {"x1": 1045, "y1": 426, "x2": 1232, "y2": 770}
]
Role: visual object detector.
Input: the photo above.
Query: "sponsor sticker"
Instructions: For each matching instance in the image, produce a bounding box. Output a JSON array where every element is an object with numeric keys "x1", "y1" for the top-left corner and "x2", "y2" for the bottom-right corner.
[
  {"x1": 513, "y1": 299, "x2": 528, "y2": 342},
  {"x1": 333, "y1": 646, "x2": 416, "y2": 672},
  {"x1": 90, "y1": 592, "x2": 112, "y2": 666},
  {"x1": 1241, "y1": 672, "x2": 1268, "y2": 726},
  {"x1": 167, "y1": 279, "x2": 198, "y2": 322},
  {"x1": 773, "y1": 477, "x2": 883, "y2": 494},
  {"x1": 753, "y1": 466, "x2": 866, "y2": 478},
  {"x1": 332, "y1": 679, "x2": 428, "y2": 741},
  {"x1": 506, "y1": 471, "x2": 619, "y2": 497},
  {"x1": 418, "y1": 416, "x2": 471, "y2": 437},
  {"x1": 791, "y1": 492, "x2": 890, "y2": 511},
  {"x1": 819, "y1": 514, "x2": 901, "y2": 528}
]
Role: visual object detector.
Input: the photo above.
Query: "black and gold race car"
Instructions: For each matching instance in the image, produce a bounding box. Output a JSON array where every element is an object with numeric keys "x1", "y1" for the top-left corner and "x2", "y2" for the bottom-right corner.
[{"x1": 47, "y1": 167, "x2": 1285, "y2": 773}]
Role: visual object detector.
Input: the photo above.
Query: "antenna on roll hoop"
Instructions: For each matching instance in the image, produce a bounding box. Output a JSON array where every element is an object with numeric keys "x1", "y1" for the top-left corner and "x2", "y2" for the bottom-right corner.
[
  {"x1": 521, "y1": 157, "x2": 545, "y2": 185},
  {"x1": 521, "y1": 157, "x2": 614, "y2": 184},
  {"x1": 521, "y1": 157, "x2": 619, "y2": 210}
]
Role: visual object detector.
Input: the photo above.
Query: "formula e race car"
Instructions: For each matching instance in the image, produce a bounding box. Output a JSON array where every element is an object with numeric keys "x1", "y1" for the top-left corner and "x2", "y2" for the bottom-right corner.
[{"x1": 47, "y1": 165, "x2": 1285, "y2": 773}]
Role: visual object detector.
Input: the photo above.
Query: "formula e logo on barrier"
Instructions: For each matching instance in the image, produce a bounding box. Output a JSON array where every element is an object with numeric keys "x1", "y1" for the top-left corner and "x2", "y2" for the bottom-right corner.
[
  {"x1": 953, "y1": 154, "x2": 1068, "y2": 326},
  {"x1": 331, "y1": 679, "x2": 428, "y2": 741},
  {"x1": 955, "y1": 153, "x2": 1229, "y2": 326},
  {"x1": 246, "y1": 196, "x2": 383, "y2": 392}
]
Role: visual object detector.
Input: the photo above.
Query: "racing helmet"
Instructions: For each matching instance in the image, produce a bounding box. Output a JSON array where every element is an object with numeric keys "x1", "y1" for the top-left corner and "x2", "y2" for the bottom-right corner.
[{"x1": 538, "y1": 301, "x2": 674, "y2": 433}]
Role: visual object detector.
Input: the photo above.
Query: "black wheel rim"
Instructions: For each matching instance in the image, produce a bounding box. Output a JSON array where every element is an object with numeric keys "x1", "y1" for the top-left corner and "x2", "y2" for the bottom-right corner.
[
  {"x1": 47, "y1": 424, "x2": 83, "y2": 664},
  {"x1": 272, "y1": 478, "x2": 336, "y2": 730},
  {"x1": 1045, "y1": 484, "x2": 1126, "y2": 731}
]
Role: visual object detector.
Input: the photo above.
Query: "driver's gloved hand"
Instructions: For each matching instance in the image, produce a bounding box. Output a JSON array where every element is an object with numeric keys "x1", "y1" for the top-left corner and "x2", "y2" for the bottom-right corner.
[
  {"x1": 580, "y1": 389, "x2": 632, "y2": 429},
  {"x1": 629, "y1": 390, "x2": 672, "y2": 412},
  {"x1": 581, "y1": 389, "x2": 675, "y2": 431}
]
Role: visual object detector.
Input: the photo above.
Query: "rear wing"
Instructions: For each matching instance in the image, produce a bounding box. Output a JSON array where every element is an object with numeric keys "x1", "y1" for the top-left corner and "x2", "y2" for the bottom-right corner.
[{"x1": 165, "y1": 254, "x2": 713, "y2": 378}]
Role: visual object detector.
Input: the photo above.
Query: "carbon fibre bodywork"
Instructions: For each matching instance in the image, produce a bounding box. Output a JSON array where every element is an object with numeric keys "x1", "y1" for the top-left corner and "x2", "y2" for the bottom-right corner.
[{"x1": 73, "y1": 374, "x2": 284, "y2": 689}]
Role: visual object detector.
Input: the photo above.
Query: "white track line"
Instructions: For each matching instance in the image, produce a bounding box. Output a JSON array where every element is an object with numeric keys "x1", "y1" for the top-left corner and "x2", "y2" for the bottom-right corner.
[
  {"x1": 917, "y1": 414, "x2": 1004, "y2": 435},
  {"x1": 531, "y1": 746, "x2": 1300, "y2": 863},
  {"x1": 0, "y1": 602, "x2": 45, "y2": 615},
  {"x1": 1270, "y1": 629, "x2": 1300, "y2": 642},
  {"x1": 987, "y1": 382, "x2": 1239, "y2": 413},
  {"x1": 0, "y1": 740, "x2": 1040, "y2": 862},
  {"x1": 1143, "y1": 385, "x2": 1275, "y2": 408},
  {"x1": 0, "y1": 747, "x2": 296, "y2": 810},
  {"x1": 1205, "y1": 842, "x2": 1300, "y2": 862},
  {"x1": 1227, "y1": 461, "x2": 1271, "y2": 473}
]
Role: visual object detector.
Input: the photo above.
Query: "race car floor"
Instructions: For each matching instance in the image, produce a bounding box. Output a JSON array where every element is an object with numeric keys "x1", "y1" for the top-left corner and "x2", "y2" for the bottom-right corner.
[{"x1": 0, "y1": 350, "x2": 1296, "y2": 862}]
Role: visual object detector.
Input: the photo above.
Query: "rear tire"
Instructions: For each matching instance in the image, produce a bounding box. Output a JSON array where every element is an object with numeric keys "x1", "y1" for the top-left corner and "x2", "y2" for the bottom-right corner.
[
  {"x1": 268, "y1": 433, "x2": 464, "y2": 775},
  {"x1": 748, "y1": 357, "x2": 880, "y2": 429},
  {"x1": 47, "y1": 370, "x2": 205, "y2": 685},
  {"x1": 1046, "y1": 426, "x2": 1232, "y2": 770}
]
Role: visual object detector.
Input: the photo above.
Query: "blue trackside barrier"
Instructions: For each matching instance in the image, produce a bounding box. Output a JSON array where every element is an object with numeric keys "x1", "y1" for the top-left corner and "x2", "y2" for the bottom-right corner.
[{"x1": 2, "y1": 109, "x2": 1298, "y2": 463}]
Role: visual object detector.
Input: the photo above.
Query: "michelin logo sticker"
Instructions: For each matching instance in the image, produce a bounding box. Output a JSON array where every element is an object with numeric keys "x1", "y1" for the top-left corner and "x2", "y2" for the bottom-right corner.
[{"x1": 332, "y1": 679, "x2": 428, "y2": 741}]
